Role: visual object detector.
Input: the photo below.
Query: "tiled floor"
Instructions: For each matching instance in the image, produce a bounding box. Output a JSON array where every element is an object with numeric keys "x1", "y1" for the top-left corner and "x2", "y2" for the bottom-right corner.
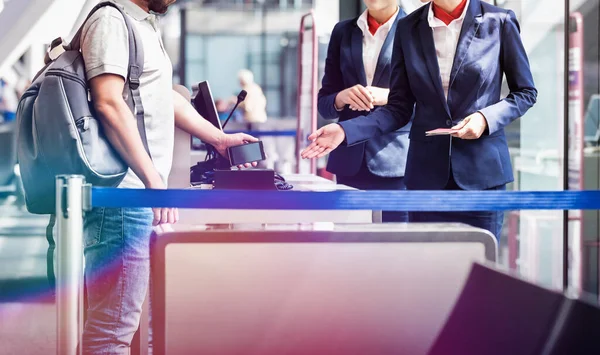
[
  {"x1": 0, "y1": 194, "x2": 56, "y2": 354},
  {"x1": 0, "y1": 303, "x2": 55, "y2": 355},
  {"x1": 0, "y1": 195, "x2": 49, "y2": 286}
]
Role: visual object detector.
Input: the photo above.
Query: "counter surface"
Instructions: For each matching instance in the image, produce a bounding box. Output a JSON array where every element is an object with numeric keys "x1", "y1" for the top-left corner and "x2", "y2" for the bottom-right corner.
[{"x1": 178, "y1": 174, "x2": 378, "y2": 224}]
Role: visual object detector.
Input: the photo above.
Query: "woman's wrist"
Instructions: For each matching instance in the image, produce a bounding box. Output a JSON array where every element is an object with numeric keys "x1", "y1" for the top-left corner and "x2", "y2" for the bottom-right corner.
[{"x1": 334, "y1": 91, "x2": 346, "y2": 111}]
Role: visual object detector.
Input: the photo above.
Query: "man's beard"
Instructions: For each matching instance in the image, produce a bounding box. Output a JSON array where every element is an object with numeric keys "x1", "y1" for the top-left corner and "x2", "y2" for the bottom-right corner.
[{"x1": 147, "y1": 0, "x2": 176, "y2": 14}]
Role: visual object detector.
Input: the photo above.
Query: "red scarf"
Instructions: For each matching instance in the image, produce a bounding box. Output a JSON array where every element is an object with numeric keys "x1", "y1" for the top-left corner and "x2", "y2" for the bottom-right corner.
[
  {"x1": 432, "y1": 0, "x2": 468, "y2": 25},
  {"x1": 367, "y1": 11, "x2": 395, "y2": 35}
]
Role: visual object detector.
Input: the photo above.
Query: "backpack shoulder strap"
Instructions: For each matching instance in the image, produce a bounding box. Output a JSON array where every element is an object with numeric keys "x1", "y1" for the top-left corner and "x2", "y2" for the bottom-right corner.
[{"x1": 68, "y1": 1, "x2": 151, "y2": 159}]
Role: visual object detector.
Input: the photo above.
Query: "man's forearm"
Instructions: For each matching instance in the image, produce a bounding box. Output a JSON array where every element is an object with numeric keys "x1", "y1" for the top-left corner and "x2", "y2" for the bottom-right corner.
[
  {"x1": 95, "y1": 99, "x2": 163, "y2": 188},
  {"x1": 172, "y1": 90, "x2": 226, "y2": 148}
]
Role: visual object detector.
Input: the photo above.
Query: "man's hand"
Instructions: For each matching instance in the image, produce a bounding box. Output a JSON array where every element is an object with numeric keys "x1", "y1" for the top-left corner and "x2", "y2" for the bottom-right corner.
[
  {"x1": 146, "y1": 180, "x2": 179, "y2": 226},
  {"x1": 335, "y1": 85, "x2": 374, "y2": 111},
  {"x1": 451, "y1": 112, "x2": 488, "y2": 140},
  {"x1": 300, "y1": 123, "x2": 346, "y2": 159},
  {"x1": 152, "y1": 207, "x2": 179, "y2": 226},
  {"x1": 214, "y1": 133, "x2": 260, "y2": 168}
]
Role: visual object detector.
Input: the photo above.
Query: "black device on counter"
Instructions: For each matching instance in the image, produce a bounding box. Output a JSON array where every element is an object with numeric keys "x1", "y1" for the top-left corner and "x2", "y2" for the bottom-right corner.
[
  {"x1": 227, "y1": 141, "x2": 266, "y2": 166},
  {"x1": 213, "y1": 169, "x2": 277, "y2": 190}
]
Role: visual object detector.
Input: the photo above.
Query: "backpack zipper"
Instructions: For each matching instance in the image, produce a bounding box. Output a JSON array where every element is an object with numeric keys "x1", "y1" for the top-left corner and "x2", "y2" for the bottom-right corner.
[
  {"x1": 46, "y1": 69, "x2": 87, "y2": 88},
  {"x1": 75, "y1": 117, "x2": 88, "y2": 131}
]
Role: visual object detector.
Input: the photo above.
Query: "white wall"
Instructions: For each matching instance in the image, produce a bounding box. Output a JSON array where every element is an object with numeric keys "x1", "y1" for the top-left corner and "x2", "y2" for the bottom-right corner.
[{"x1": 0, "y1": 0, "x2": 89, "y2": 78}]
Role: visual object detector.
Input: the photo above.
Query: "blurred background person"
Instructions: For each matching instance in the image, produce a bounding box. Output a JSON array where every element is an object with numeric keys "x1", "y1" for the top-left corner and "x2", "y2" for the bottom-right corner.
[
  {"x1": 215, "y1": 98, "x2": 241, "y2": 122},
  {"x1": 233, "y1": 68, "x2": 278, "y2": 169},
  {"x1": 236, "y1": 69, "x2": 267, "y2": 131}
]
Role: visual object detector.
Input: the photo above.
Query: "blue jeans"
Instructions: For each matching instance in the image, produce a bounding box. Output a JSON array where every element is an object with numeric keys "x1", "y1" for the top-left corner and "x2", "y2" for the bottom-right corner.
[{"x1": 82, "y1": 207, "x2": 154, "y2": 354}]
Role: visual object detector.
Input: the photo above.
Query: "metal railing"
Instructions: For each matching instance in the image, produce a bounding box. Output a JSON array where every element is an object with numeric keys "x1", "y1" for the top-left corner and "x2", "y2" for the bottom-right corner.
[{"x1": 295, "y1": 10, "x2": 318, "y2": 174}]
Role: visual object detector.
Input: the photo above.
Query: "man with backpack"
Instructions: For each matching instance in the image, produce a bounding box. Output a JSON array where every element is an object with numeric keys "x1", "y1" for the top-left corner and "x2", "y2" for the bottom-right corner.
[{"x1": 79, "y1": 0, "x2": 257, "y2": 352}]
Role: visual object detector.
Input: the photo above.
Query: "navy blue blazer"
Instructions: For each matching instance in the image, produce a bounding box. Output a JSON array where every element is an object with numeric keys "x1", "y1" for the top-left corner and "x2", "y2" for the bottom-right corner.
[
  {"x1": 339, "y1": 0, "x2": 537, "y2": 190},
  {"x1": 318, "y1": 9, "x2": 412, "y2": 178}
]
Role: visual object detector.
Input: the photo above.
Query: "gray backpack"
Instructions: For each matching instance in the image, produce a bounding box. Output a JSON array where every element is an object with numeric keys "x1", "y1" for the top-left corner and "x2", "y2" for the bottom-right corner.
[
  {"x1": 15, "y1": 1, "x2": 149, "y2": 288},
  {"x1": 16, "y1": 1, "x2": 149, "y2": 215}
]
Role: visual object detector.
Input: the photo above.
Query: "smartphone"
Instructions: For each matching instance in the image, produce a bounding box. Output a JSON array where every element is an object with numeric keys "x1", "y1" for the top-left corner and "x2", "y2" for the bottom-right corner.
[{"x1": 227, "y1": 141, "x2": 266, "y2": 166}]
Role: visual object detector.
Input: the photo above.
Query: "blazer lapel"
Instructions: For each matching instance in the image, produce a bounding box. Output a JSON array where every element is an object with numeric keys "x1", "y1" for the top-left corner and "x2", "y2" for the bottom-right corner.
[
  {"x1": 448, "y1": 0, "x2": 483, "y2": 90},
  {"x1": 351, "y1": 24, "x2": 368, "y2": 87},
  {"x1": 371, "y1": 13, "x2": 401, "y2": 87},
  {"x1": 417, "y1": 4, "x2": 450, "y2": 117}
]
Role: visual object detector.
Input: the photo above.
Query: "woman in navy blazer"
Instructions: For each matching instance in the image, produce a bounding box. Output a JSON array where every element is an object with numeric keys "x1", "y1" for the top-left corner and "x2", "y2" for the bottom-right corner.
[
  {"x1": 303, "y1": 0, "x2": 537, "y2": 239},
  {"x1": 318, "y1": 0, "x2": 411, "y2": 222}
]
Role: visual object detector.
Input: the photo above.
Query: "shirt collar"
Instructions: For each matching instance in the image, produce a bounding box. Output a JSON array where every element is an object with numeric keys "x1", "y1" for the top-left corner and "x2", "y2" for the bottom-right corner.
[
  {"x1": 357, "y1": 6, "x2": 399, "y2": 37},
  {"x1": 427, "y1": 0, "x2": 470, "y2": 28},
  {"x1": 112, "y1": 0, "x2": 155, "y2": 22}
]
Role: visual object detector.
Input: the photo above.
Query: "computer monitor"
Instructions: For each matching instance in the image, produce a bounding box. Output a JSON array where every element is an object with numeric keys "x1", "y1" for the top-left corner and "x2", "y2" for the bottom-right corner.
[{"x1": 191, "y1": 81, "x2": 222, "y2": 132}]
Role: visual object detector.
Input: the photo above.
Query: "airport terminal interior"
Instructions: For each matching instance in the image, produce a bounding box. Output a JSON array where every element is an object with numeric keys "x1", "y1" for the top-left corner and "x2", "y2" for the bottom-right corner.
[{"x1": 0, "y1": 0, "x2": 599, "y2": 354}]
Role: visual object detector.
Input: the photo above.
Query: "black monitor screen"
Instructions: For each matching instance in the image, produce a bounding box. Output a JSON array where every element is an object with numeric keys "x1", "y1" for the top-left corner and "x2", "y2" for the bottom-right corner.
[{"x1": 192, "y1": 81, "x2": 222, "y2": 132}]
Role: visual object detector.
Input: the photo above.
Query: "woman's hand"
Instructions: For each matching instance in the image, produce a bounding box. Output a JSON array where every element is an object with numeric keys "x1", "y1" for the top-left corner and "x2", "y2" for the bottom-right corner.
[
  {"x1": 451, "y1": 112, "x2": 488, "y2": 140},
  {"x1": 348, "y1": 86, "x2": 389, "y2": 110},
  {"x1": 367, "y1": 86, "x2": 390, "y2": 106},
  {"x1": 335, "y1": 85, "x2": 374, "y2": 111},
  {"x1": 300, "y1": 124, "x2": 346, "y2": 159}
]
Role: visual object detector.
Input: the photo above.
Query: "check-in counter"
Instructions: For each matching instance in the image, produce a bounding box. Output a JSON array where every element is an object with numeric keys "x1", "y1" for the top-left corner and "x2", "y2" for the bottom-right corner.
[
  {"x1": 169, "y1": 128, "x2": 377, "y2": 225},
  {"x1": 149, "y1": 222, "x2": 497, "y2": 355},
  {"x1": 177, "y1": 174, "x2": 377, "y2": 224}
]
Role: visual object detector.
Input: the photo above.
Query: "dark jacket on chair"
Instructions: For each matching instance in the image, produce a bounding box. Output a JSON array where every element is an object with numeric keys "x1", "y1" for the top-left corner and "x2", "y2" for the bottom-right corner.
[{"x1": 317, "y1": 9, "x2": 412, "y2": 178}]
